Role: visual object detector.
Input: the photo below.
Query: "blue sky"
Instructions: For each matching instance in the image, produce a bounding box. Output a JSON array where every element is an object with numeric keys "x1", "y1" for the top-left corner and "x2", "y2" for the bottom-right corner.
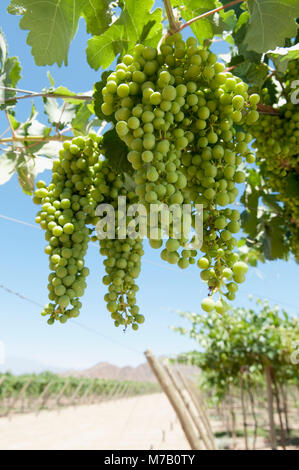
[{"x1": 0, "y1": 1, "x2": 298, "y2": 373}]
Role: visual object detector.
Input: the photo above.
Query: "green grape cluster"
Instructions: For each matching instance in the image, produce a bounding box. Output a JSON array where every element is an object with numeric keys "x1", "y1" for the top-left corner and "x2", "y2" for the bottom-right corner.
[
  {"x1": 34, "y1": 134, "x2": 101, "y2": 324},
  {"x1": 249, "y1": 61, "x2": 299, "y2": 261},
  {"x1": 91, "y1": 161, "x2": 145, "y2": 329},
  {"x1": 100, "y1": 33, "x2": 259, "y2": 312}
]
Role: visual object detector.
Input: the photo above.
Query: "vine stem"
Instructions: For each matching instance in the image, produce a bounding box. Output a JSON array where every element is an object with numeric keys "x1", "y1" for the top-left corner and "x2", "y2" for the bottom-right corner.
[
  {"x1": 257, "y1": 103, "x2": 280, "y2": 115},
  {"x1": 0, "y1": 135, "x2": 71, "y2": 144},
  {"x1": 2, "y1": 89, "x2": 93, "y2": 103},
  {"x1": 5, "y1": 110, "x2": 16, "y2": 138},
  {"x1": 170, "y1": 0, "x2": 245, "y2": 34},
  {"x1": 163, "y1": 0, "x2": 180, "y2": 33}
]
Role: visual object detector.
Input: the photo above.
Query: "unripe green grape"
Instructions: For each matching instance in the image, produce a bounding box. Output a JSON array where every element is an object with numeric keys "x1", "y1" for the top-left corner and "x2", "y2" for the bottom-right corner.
[
  {"x1": 232, "y1": 261, "x2": 248, "y2": 276},
  {"x1": 162, "y1": 85, "x2": 177, "y2": 101},
  {"x1": 249, "y1": 93, "x2": 260, "y2": 105},
  {"x1": 167, "y1": 251, "x2": 180, "y2": 264},
  {"x1": 201, "y1": 297, "x2": 215, "y2": 312},
  {"x1": 197, "y1": 257, "x2": 210, "y2": 269},
  {"x1": 166, "y1": 239, "x2": 180, "y2": 252},
  {"x1": 127, "y1": 117, "x2": 140, "y2": 130},
  {"x1": 227, "y1": 221, "x2": 240, "y2": 233},
  {"x1": 116, "y1": 121, "x2": 129, "y2": 137},
  {"x1": 234, "y1": 171, "x2": 246, "y2": 184},
  {"x1": 215, "y1": 299, "x2": 228, "y2": 314},
  {"x1": 178, "y1": 258, "x2": 189, "y2": 269},
  {"x1": 216, "y1": 192, "x2": 230, "y2": 206},
  {"x1": 232, "y1": 95, "x2": 245, "y2": 110}
]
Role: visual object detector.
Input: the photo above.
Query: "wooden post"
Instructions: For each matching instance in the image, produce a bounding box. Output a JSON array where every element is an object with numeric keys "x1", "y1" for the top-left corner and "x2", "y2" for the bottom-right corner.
[
  {"x1": 280, "y1": 384, "x2": 290, "y2": 437},
  {"x1": 188, "y1": 380, "x2": 215, "y2": 442},
  {"x1": 106, "y1": 382, "x2": 122, "y2": 401},
  {"x1": 239, "y1": 372, "x2": 248, "y2": 450},
  {"x1": 145, "y1": 349, "x2": 201, "y2": 450},
  {"x1": 79, "y1": 379, "x2": 97, "y2": 404},
  {"x1": 165, "y1": 364, "x2": 211, "y2": 450},
  {"x1": 5, "y1": 379, "x2": 31, "y2": 417},
  {"x1": 265, "y1": 366, "x2": 277, "y2": 450},
  {"x1": 118, "y1": 383, "x2": 130, "y2": 400},
  {"x1": 34, "y1": 379, "x2": 54, "y2": 415},
  {"x1": 271, "y1": 370, "x2": 286, "y2": 449},
  {"x1": 69, "y1": 380, "x2": 85, "y2": 406},
  {"x1": 176, "y1": 369, "x2": 216, "y2": 449},
  {"x1": 54, "y1": 379, "x2": 70, "y2": 409},
  {"x1": 246, "y1": 376, "x2": 258, "y2": 450}
]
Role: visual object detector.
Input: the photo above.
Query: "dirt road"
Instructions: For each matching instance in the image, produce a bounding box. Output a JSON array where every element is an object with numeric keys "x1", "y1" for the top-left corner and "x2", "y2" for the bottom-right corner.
[{"x1": 0, "y1": 393, "x2": 190, "y2": 450}]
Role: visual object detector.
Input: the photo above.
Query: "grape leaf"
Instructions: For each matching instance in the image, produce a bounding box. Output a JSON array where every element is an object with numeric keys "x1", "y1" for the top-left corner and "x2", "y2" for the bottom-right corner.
[
  {"x1": 102, "y1": 128, "x2": 131, "y2": 173},
  {"x1": 0, "y1": 29, "x2": 22, "y2": 110},
  {"x1": 43, "y1": 98, "x2": 78, "y2": 129},
  {"x1": 284, "y1": 173, "x2": 299, "y2": 198},
  {"x1": 83, "y1": 0, "x2": 113, "y2": 35},
  {"x1": 35, "y1": 141, "x2": 63, "y2": 158},
  {"x1": 177, "y1": 0, "x2": 218, "y2": 44},
  {"x1": 244, "y1": 0, "x2": 299, "y2": 54},
  {"x1": 233, "y1": 61, "x2": 268, "y2": 90},
  {"x1": 220, "y1": 0, "x2": 244, "y2": 17},
  {"x1": 264, "y1": 217, "x2": 289, "y2": 260},
  {"x1": 17, "y1": 155, "x2": 35, "y2": 194},
  {"x1": 52, "y1": 86, "x2": 93, "y2": 104},
  {"x1": 232, "y1": 11, "x2": 262, "y2": 62},
  {"x1": 268, "y1": 44, "x2": 299, "y2": 73},
  {"x1": 71, "y1": 103, "x2": 92, "y2": 135},
  {"x1": 7, "y1": 0, "x2": 87, "y2": 66},
  {"x1": 18, "y1": 154, "x2": 54, "y2": 194},
  {"x1": 86, "y1": 0, "x2": 163, "y2": 70},
  {"x1": 0, "y1": 151, "x2": 19, "y2": 185},
  {"x1": 0, "y1": 28, "x2": 8, "y2": 66},
  {"x1": 212, "y1": 9, "x2": 237, "y2": 36}
]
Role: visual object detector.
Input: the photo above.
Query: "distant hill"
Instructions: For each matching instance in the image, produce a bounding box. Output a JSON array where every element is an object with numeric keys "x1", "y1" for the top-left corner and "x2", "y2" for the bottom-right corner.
[{"x1": 64, "y1": 360, "x2": 199, "y2": 383}]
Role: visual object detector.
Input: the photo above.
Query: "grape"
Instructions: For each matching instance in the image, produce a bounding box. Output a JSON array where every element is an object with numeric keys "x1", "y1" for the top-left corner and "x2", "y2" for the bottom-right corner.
[
  {"x1": 201, "y1": 297, "x2": 215, "y2": 312},
  {"x1": 232, "y1": 261, "x2": 248, "y2": 276},
  {"x1": 35, "y1": 135, "x2": 100, "y2": 323},
  {"x1": 247, "y1": 61, "x2": 299, "y2": 261},
  {"x1": 37, "y1": 35, "x2": 261, "y2": 328}
]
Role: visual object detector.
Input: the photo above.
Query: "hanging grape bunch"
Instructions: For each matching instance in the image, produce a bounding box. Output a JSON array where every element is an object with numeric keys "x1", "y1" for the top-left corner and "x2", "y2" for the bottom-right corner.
[
  {"x1": 249, "y1": 60, "x2": 299, "y2": 261},
  {"x1": 100, "y1": 33, "x2": 259, "y2": 314},
  {"x1": 91, "y1": 160, "x2": 145, "y2": 330},
  {"x1": 34, "y1": 135, "x2": 101, "y2": 324}
]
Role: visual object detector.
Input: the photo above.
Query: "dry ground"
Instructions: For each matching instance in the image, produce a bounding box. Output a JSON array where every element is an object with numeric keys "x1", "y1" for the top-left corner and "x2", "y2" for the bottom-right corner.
[
  {"x1": 0, "y1": 393, "x2": 297, "y2": 450},
  {"x1": 0, "y1": 393, "x2": 189, "y2": 450}
]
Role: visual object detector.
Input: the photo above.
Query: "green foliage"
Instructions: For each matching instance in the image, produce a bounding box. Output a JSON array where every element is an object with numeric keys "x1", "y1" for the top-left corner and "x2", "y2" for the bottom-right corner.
[
  {"x1": 43, "y1": 98, "x2": 78, "y2": 130},
  {"x1": 233, "y1": 61, "x2": 268, "y2": 91},
  {"x1": 82, "y1": 0, "x2": 113, "y2": 36},
  {"x1": 0, "y1": 29, "x2": 22, "y2": 109},
  {"x1": 268, "y1": 45, "x2": 299, "y2": 73},
  {"x1": 244, "y1": 0, "x2": 299, "y2": 54},
  {"x1": 86, "y1": 0, "x2": 163, "y2": 70},
  {"x1": 0, "y1": 372, "x2": 159, "y2": 401},
  {"x1": 101, "y1": 128, "x2": 132, "y2": 173},
  {"x1": 174, "y1": 299, "x2": 299, "y2": 396},
  {"x1": 0, "y1": 150, "x2": 21, "y2": 185},
  {"x1": 7, "y1": 0, "x2": 87, "y2": 66},
  {"x1": 1, "y1": 0, "x2": 299, "y2": 330},
  {"x1": 173, "y1": 0, "x2": 218, "y2": 44}
]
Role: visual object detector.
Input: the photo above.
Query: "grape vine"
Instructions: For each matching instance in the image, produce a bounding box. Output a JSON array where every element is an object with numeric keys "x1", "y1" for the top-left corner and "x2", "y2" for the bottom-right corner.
[{"x1": 99, "y1": 34, "x2": 259, "y2": 315}]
